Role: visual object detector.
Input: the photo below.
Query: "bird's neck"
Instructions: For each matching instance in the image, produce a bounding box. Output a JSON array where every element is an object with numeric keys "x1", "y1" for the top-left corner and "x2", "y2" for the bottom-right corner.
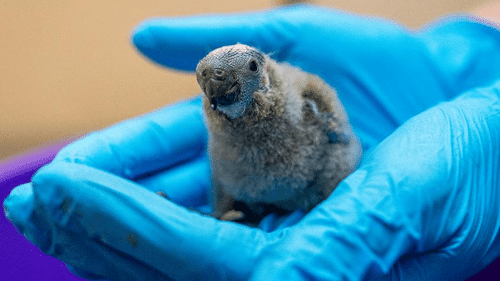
[{"x1": 205, "y1": 88, "x2": 287, "y2": 143}]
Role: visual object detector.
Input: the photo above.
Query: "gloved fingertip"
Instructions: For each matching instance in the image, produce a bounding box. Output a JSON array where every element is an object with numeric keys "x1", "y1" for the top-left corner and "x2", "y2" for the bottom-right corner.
[
  {"x1": 131, "y1": 22, "x2": 157, "y2": 57},
  {"x1": 31, "y1": 163, "x2": 69, "y2": 205},
  {"x1": 3, "y1": 183, "x2": 56, "y2": 253},
  {"x1": 193, "y1": 204, "x2": 212, "y2": 215},
  {"x1": 3, "y1": 183, "x2": 35, "y2": 227},
  {"x1": 275, "y1": 209, "x2": 306, "y2": 231},
  {"x1": 258, "y1": 213, "x2": 279, "y2": 232},
  {"x1": 130, "y1": 18, "x2": 206, "y2": 70},
  {"x1": 257, "y1": 209, "x2": 306, "y2": 232}
]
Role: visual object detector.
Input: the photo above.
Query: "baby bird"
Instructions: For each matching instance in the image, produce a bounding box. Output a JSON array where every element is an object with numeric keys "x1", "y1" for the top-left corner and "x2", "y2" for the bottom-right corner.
[{"x1": 196, "y1": 44, "x2": 361, "y2": 223}]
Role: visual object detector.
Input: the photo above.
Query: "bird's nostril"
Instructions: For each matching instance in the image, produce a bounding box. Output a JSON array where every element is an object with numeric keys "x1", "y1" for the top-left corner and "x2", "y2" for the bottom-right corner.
[{"x1": 213, "y1": 68, "x2": 226, "y2": 80}]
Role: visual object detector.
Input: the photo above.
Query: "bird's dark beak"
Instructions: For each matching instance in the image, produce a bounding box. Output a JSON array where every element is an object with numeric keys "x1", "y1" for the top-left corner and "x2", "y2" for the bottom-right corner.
[{"x1": 197, "y1": 67, "x2": 240, "y2": 110}]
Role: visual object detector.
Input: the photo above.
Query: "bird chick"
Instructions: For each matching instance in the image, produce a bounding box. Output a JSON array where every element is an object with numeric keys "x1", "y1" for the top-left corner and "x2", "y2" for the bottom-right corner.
[{"x1": 196, "y1": 44, "x2": 362, "y2": 223}]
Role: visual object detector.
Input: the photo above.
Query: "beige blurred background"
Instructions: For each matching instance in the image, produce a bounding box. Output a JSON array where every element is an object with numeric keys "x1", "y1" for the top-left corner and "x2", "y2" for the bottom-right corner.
[{"x1": 1, "y1": 0, "x2": 498, "y2": 160}]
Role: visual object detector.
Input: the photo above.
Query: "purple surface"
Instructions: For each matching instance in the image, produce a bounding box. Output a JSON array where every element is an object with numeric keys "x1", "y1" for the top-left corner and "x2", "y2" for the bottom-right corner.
[
  {"x1": 1, "y1": 140, "x2": 498, "y2": 280},
  {"x1": 0, "y1": 140, "x2": 87, "y2": 281}
]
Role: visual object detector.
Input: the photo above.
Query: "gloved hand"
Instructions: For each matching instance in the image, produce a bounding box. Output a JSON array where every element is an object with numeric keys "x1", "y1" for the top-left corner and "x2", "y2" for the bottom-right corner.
[{"x1": 4, "y1": 4, "x2": 500, "y2": 280}]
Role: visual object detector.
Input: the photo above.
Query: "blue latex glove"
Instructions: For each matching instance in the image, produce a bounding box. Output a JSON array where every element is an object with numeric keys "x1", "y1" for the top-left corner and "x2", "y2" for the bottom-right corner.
[{"x1": 4, "y1": 5, "x2": 500, "y2": 280}]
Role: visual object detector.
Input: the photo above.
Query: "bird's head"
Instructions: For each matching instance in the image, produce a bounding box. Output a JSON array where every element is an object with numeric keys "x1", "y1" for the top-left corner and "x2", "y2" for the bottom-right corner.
[{"x1": 196, "y1": 44, "x2": 269, "y2": 119}]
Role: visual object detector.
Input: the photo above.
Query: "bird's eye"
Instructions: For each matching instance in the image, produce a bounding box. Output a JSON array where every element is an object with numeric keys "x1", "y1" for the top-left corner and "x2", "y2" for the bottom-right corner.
[{"x1": 249, "y1": 60, "x2": 258, "y2": 72}]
